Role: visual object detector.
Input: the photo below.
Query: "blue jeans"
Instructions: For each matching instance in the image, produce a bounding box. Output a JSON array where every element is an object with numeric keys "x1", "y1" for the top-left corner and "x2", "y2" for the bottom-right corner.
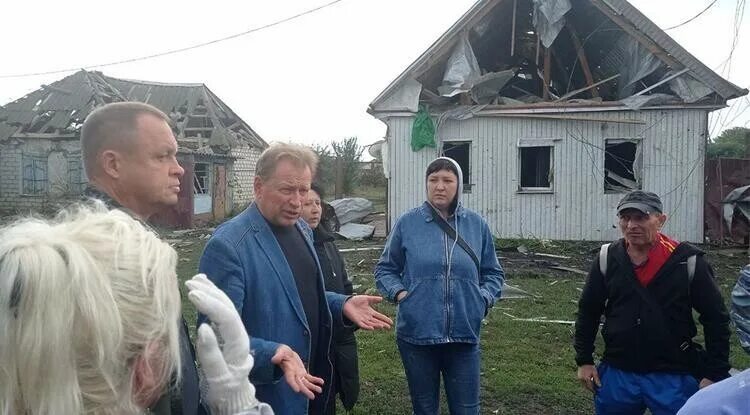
[
  {"x1": 397, "y1": 339, "x2": 480, "y2": 415},
  {"x1": 595, "y1": 363, "x2": 699, "y2": 415}
]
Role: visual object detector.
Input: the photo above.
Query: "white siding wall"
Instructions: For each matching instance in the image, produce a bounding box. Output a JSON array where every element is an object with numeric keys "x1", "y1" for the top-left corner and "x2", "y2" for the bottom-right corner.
[{"x1": 385, "y1": 108, "x2": 708, "y2": 242}]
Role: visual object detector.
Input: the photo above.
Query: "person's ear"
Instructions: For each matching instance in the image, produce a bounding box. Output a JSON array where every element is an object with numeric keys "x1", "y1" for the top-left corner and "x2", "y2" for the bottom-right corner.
[
  {"x1": 253, "y1": 176, "x2": 264, "y2": 198},
  {"x1": 132, "y1": 348, "x2": 163, "y2": 409},
  {"x1": 657, "y1": 213, "x2": 668, "y2": 228},
  {"x1": 100, "y1": 150, "x2": 122, "y2": 179}
]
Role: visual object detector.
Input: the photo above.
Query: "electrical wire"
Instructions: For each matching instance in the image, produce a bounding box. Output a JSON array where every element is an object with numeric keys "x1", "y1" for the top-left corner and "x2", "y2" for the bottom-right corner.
[
  {"x1": 0, "y1": 0, "x2": 346, "y2": 79},
  {"x1": 715, "y1": 0, "x2": 746, "y2": 78},
  {"x1": 664, "y1": 0, "x2": 719, "y2": 30}
]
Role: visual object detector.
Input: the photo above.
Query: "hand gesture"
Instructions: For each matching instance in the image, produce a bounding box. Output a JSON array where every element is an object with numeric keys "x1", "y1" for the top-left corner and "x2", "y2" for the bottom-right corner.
[
  {"x1": 186, "y1": 274, "x2": 273, "y2": 415},
  {"x1": 343, "y1": 295, "x2": 393, "y2": 330},
  {"x1": 271, "y1": 344, "x2": 324, "y2": 399}
]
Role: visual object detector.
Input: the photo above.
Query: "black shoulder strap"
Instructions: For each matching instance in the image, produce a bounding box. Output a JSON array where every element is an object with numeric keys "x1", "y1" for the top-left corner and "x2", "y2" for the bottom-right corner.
[{"x1": 428, "y1": 204, "x2": 481, "y2": 274}]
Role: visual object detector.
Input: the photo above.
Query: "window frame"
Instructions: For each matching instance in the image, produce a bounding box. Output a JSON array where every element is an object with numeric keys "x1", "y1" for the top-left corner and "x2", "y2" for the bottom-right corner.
[
  {"x1": 603, "y1": 138, "x2": 643, "y2": 194},
  {"x1": 440, "y1": 140, "x2": 473, "y2": 193},
  {"x1": 193, "y1": 162, "x2": 212, "y2": 196},
  {"x1": 517, "y1": 138, "x2": 557, "y2": 193},
  {"x1": 21, "y1": 153, "x2": 48, "y2": 196},
  {"x1": 67, "y1": 153, "x2": 87, "y2": 195}
]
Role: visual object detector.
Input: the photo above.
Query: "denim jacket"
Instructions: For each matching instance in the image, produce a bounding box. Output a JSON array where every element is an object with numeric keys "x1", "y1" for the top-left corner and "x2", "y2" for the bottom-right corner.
[
  {"x1": 375, "y1": 202, "x2": 504, "y2": 345},
  {"x1": 732, "y1": 265, "x2": 750, "y2": 353}
]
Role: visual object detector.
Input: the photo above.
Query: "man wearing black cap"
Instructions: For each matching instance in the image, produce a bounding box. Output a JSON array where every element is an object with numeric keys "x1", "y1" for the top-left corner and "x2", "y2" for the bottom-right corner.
[{"x1": 574, "y1": 190, "x2": 731, "y2": 414}]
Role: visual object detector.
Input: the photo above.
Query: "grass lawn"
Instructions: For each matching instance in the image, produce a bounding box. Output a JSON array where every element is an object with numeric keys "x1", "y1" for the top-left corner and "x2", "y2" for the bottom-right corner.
[{"x1": 172, "y1": 230, "x2": 750, "y2": 414}]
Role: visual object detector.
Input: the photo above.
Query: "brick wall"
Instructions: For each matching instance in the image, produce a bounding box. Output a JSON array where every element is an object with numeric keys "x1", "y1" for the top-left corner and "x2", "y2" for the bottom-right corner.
[
  {"x1": 0, "y1": 138, "x2": 85, "y2": 214},
  {"x1": 228, "y1": 144, "x2": 262, "y2": 213}
]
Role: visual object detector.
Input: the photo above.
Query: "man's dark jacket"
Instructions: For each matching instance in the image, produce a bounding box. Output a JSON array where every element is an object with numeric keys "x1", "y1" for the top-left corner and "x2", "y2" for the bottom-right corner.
[
  {"x1": 312, "y1": 225, "x2": 360, "y2": 412},
  {"x1": 574, "y1": 239, "x2": 731, "y2": 382}
]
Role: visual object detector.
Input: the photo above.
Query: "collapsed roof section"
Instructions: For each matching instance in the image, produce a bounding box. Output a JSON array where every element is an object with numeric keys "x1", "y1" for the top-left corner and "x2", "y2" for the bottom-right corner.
[
  {"x1": 0, "y1": 70, "x2": 267, "y2": 153},
  {"x1": 369, "y1": 0, "x2": 748, "y2": 115}
]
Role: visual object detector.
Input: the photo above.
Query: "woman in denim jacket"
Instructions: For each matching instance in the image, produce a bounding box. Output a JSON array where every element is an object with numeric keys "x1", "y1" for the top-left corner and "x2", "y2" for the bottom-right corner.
[
  {"x1": 677, "y1": 264, "x2": 750, "y2": 414},
  {"x1": 375, "y1": 157, "x2": 504, "y2": 415}
]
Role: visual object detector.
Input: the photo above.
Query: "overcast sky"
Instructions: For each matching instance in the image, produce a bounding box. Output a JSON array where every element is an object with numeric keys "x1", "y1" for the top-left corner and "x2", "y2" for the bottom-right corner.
[{"x1": 1, "y1": 0, "x2": 747, "y2": 148}]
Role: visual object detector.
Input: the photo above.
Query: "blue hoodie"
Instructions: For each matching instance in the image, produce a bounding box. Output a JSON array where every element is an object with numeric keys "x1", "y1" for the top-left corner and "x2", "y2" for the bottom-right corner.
[{"x1": 375, "y1": 157, "x2": 504, "y2": 345}]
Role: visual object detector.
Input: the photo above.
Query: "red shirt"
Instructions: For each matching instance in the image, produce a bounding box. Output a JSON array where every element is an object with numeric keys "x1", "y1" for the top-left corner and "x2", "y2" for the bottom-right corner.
[{"x1": 630, "y1": 233, "x2": 679, "y2": 287}]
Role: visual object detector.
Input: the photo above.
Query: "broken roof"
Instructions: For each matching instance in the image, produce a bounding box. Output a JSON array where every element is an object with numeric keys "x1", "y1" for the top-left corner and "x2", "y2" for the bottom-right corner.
[
  {"x1": 0, "y1": 70, "x2": 267, "y2": 151},
  {"x1": 369, "y1": 0, "x2": 748, "y2": 114}
]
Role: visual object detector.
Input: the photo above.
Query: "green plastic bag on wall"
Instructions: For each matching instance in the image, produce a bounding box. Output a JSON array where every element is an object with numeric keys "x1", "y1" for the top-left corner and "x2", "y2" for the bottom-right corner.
[{"x1": 411, "y1": 105, "x2": 436, "y2": 151}]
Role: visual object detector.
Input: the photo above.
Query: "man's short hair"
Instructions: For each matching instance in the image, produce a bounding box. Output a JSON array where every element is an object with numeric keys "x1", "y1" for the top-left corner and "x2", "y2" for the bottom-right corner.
[
  {"x1": 255, "y1": 143, "x2": 318, "y2": 180},
  {"x1": 80, "y1": 102, "x2": 171, "y2": 177}
]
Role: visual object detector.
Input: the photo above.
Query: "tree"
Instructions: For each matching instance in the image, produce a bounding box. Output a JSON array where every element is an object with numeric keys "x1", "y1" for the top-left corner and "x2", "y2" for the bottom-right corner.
[
  {"x1": 331, "y1": 137, "x2": 364, "y2": 197},
  {"x1": 312, "y1": 144, "x2": 335, "y2": 191},
  {"x1": 708, "y1": 127, "x2": 750, "y2": 159}
]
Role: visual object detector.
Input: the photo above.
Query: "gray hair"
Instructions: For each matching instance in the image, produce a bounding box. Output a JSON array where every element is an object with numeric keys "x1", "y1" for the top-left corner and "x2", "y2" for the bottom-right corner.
[{"x1": 255, "y1": 142, "x2": 318, "y2": 180}]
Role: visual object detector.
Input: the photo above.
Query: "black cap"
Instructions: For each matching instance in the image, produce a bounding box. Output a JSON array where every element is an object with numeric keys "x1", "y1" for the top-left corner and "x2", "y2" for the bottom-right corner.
[{"x1": 617, "y1": 190, "x2": 663, "y2": 215}]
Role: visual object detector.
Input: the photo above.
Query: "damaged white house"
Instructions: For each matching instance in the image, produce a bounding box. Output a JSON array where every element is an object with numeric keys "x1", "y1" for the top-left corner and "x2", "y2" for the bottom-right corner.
[{"x1": 369, "y1": 0, "x2": 748, "y2": 242}]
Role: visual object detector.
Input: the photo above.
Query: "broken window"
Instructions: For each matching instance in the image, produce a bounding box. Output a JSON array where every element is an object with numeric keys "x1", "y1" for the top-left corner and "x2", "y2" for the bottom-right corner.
[
  {"x1": 22, "y1": 154, "x2": 48, "y2": 195},
  {"x1": 67, "y1": 154, "x2": 87, "y2": 194},
  {"x1": 441, "y1": 141, "x2": 471, "y2": 191},
  {"x1": 604, "y1": 139, "x2": 642, "y2": 192},
  {"x1": 193, "y1": 163, "x2": 211, "y2": 195},
  {"x1": 519, "y1": 146, "x2": 553, "y2": 190}
]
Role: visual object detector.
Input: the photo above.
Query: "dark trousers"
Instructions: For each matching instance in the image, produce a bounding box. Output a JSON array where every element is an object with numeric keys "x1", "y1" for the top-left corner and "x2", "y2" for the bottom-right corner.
[{"x1": 397, "y1": 339, "x2": 481, "y2": 415}]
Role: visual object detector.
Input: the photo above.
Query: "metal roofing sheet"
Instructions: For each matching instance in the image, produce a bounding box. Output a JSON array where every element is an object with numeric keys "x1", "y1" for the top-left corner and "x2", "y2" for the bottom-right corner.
[{"x1": 604, "y1": 0, "x2": 747, "y2": 100}]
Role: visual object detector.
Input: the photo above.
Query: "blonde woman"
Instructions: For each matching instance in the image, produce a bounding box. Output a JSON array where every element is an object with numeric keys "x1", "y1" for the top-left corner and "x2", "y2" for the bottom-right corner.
[{"x1": 0, "y1": 204, "x2": 271, "y2": 415}]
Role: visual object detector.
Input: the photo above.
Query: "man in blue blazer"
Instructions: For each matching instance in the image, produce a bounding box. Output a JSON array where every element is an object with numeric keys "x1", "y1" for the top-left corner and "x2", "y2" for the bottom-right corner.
[{"x1": 199, "y1": 143, "x2": 392, "y2": 414}]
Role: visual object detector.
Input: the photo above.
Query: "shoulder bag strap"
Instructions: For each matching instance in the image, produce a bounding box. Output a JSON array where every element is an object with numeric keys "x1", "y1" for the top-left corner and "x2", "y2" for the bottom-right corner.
[{"x1": 428, "y1": 204, "x2": 481, "y2": 275}]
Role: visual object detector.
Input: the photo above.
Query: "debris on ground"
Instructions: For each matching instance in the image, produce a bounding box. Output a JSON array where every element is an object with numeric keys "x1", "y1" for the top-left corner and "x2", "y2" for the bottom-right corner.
[
  {"x1": 337, "y1": 223, "x2": 376, "y2": 241},
  {"x1": 330, "y1": 198, "x2": 374, "y2": 225}
]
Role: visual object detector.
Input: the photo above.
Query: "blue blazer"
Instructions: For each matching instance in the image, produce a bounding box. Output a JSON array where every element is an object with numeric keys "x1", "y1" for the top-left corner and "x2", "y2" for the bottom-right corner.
[{"x1": 198, "y1": 203, "x2": 348, "y2": 414}]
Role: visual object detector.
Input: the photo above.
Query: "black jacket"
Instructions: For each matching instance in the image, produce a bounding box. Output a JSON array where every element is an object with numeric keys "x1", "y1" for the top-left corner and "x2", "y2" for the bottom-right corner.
[
  {"x1": 574, "y1": 239, "x2": 731, "y2": 382},
  {"x1": 312, "y1": 226, "x2": 360, "y2": 411}
]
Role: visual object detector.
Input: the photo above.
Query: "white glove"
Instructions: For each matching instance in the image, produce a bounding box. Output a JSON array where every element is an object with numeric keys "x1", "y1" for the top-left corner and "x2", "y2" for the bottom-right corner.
[{"x1": 186, "y1": 274, "x2": 274, "y2": 415}]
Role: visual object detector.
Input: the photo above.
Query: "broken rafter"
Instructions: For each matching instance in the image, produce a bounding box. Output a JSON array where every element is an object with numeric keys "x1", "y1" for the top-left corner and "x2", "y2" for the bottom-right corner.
[
  {"x1": 588, "y1": 0, "x2": 681, "y2": 69},
  {"x1": 566, "y1": 22, "x2": 598, "y2": 98},
  {"x1": 555, "y1": 74, "x2": 621, "y2": 102},
  {"x1": 631, "y1": 67, "x2": 690, "y2": 97},
  {"x1": 201, "y1": 89, "x2": 225, "y2": 130},
  {"x1": 41, "y1": 84, "x2": 72, "y2": 95}
]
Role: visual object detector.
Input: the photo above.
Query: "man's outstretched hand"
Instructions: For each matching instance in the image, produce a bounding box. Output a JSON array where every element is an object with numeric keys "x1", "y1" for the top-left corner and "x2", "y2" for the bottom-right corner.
[
  {"x1": 271, "y1": 344, "x2": 324, "y2": 400},
  {"x1": 343, "y1": 295, "x2": 393, "y2": 330}
]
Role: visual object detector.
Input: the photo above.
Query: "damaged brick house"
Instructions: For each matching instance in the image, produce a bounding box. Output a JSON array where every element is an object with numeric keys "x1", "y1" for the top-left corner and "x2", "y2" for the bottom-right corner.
[
  {"x1": 0, "y1": 70, "x2": 267, "y2": 227},
  {"x1": 369, "y1": 0, "x2": 748, "y2": 242}
]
